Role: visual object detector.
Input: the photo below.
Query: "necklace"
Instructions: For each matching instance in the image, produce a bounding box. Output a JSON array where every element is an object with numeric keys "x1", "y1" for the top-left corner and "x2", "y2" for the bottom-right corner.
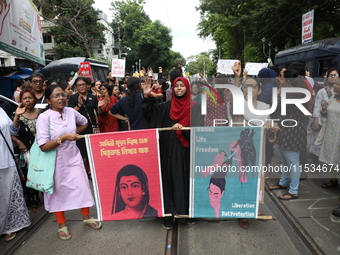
[{"x1": 25, "y1": 109, "x2": 36, "y2": 117}]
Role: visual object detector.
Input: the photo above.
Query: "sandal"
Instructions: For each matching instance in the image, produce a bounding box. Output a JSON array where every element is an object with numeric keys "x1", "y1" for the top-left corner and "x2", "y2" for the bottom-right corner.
[
  {"x1": 321, "y1": 180, "x2": 338, "y2": 189},
  {"x1": 84, "y1": 217, "x2": 102, "y2": 230},
  {"x1": 269, "y1": 183, "x2": 287, "y2": 190},
  {"x1": 279, "y1": 192, "x2": 299, "y2": 200},
  {"x1": 28, "y1": 205, "x2": 38, "y2": 213},
  {"x1": 238, "y1": 218, "x2": 249, "y2": 229},
  {"x1": 332, "y1": 206, "x2": 340, "y2": 217},
  {"x1": 5, "y1": 232, "x2": 17, "y2": 242},
  {"x1": 58, "y1": 226, "x2": 72, "y2": 240}
]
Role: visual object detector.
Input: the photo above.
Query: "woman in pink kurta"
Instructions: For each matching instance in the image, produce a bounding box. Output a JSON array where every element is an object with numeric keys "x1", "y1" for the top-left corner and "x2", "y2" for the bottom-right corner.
[{"x1": 36, "y1": 85, "x2": 101, "y2": 240}]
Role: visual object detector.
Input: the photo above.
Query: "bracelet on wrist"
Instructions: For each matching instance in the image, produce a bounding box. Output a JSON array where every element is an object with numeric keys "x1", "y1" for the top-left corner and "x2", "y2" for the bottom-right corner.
[{"x1": 56, "y1": 138, "x2": 63, "y2": 145}]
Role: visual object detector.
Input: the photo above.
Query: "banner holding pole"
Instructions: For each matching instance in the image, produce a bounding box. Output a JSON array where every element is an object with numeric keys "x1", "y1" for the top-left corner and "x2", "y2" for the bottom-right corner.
[
  {"x1": 86, "y1": 129, "x2": 164, "y2": 221},
  {"x1": 0, "y1": 0, "x2": 45, "y2": 65},
  {"x1": 190, "y1": 126, "x2": 263, "y2": 218}
]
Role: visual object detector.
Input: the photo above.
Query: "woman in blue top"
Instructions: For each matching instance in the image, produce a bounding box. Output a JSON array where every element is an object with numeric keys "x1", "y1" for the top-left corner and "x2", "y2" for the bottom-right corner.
[{"x1": 109, "y1": 77, "x2": 145, "y2": 130}]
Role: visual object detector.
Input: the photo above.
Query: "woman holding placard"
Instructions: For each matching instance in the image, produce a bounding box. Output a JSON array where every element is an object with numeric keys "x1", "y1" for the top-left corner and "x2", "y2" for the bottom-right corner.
[{"x1": 142, "y1": 77, "x2": 204, "y2": 229}]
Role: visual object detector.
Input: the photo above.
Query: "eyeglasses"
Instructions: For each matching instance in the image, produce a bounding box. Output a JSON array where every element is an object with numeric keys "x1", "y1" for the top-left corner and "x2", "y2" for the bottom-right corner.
[
  {"x1": 76, "y1": 83, "x2": 87, "y2": 87},
  {"x1": 51, "y1": 93, "x2": 67, "y2": 99},
  {"x1": 243, "y1": 84, "x2": 258, "y2": 89},
  {"x1": 32, "y1": 80, "x2": 43, "y2": 84},
  {"x1": 328, "y1": 74, "x2": 339, "y2": 77}
]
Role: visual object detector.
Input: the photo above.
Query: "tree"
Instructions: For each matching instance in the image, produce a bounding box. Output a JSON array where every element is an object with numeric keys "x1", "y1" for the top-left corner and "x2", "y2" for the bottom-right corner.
[
  {"x1": 33, "y1": 0, "x2": 106, "y2": 59},
  {"x1": 185, "y1": 52, "x2": 215, "y2": 77},
  {"x1": 197, "y1": 0, "x2": 340, "y2": 64},
  {"x1": 110, "y1": 0, "x2": 177, "y2": 74}
]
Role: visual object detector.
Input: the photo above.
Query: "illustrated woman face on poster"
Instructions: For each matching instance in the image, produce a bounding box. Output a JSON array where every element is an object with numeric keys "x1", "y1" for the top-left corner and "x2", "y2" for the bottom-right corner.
[
  {"x1": 208, "y1": 172, "x2": 227, "y2": 218},
  {"x1": 112, "y1": 165, "x2": 158, "y2": 220}
]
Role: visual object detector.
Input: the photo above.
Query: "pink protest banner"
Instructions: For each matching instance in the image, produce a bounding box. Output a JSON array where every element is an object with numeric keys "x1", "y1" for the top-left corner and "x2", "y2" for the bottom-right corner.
[
  {"x1": 85, "y1": 129, "x2": 164, "y2": 221},
  {"x1": 111, "y1": 59, "x2": 126, "y2": 78},
  {"x1": 80, "y1": 62, "x2": 93, "y2": 82}
]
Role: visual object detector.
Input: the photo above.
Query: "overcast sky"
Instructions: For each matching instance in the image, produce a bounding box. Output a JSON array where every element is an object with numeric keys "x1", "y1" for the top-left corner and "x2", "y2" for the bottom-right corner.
[{"x1": 93, "y1": 0, "x2": 216, "y2": 59}]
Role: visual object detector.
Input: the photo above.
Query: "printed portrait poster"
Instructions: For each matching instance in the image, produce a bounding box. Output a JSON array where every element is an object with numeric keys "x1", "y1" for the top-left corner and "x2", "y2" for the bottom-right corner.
[
  {"x1": 190, "y1": 126, "x2": 263, "y2": 219},
  {"x1": 86, "y1": 129, "x2": 164, "y2": 221}
]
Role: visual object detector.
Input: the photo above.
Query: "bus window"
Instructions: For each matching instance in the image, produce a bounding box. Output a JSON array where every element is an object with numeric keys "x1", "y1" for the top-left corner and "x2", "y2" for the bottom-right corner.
[
  {"x1": 305, "y1": 60, "x2": 314, "y2": 77},
  {"x1": 319, "y1": 59, "x2": 333, "y2": 77}
]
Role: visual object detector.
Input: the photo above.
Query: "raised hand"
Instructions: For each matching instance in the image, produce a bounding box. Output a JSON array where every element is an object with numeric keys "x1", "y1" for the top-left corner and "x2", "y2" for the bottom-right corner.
[
  {"x1": 143, "y1": 78, "x2": 155, "y2": 97},
  {"x1": 15, "y1": 103, "x2": 26, "y2": 116},
  {"x1": 98, "y1": 99, "x2": 105, "y2": 107},
  {"x1": 232, "y1": 61, "x2": 241, "y2": 78}
]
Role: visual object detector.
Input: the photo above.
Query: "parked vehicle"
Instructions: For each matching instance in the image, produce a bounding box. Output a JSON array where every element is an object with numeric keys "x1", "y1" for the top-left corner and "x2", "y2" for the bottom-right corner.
[
  {"x1": 40, "y1": 57, "x2": 109, "y2": 83},
  {"x1": 274, "y1": 37, "x2": 340, "y2": 78}
]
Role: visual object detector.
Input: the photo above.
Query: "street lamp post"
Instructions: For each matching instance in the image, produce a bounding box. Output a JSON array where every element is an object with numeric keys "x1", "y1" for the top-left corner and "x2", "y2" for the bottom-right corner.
[
  {"x1": 118, "y1": 23, "x2": 121, "y2": 58},
  {"x1": 262, "y1": 37, "x2": 273, "y2": 63}
]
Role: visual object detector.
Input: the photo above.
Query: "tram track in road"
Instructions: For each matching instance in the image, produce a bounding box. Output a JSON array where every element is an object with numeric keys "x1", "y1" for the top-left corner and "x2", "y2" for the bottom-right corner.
[
  {"x1": 3, "y1": 212, "x2": 51, "y2": 255},
  {"x1": 165, "y1": 185, "x2": 326, "y2": 255},
  {"x1": 164, "y1": 221, "x2": 179, "y2": 255},
  {"x1": 265, "y1": 184, "x2": 326, "y2": 255}
]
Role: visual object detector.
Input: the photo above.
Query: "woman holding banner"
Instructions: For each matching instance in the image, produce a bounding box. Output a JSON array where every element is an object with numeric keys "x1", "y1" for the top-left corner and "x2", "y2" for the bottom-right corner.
[
  {"x1": 142, "y1": 77, "x2": 204, "y2": 229},
  {"x1": 36, "y1": 85, "x2": 101, "y2": 240}
]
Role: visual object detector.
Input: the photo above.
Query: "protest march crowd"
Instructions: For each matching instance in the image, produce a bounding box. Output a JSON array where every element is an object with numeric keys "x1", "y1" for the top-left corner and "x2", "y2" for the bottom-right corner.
[{"x1": 1, "y1": 60, "x2": 340, "y2": 242}]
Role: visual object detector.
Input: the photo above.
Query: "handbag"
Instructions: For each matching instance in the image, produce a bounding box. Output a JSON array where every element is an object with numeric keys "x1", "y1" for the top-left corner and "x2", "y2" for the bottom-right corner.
[
  {"x1": 83, "y1": 101, "x2": 100, "y2": 134},
  {"x1": 315, "y1": 121, "x2": 326, "y2": 145},
  {"x1": 0, "y1": 129, "x2": 25, "y2": 181},
  {"x1": 26, "y1": 113, "x2": 57, "y2": 194}
]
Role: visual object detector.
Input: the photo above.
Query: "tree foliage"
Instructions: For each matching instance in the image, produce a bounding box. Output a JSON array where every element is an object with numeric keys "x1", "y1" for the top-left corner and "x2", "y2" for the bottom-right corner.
[
  {"x1": 185, "y1": 53, "x2": 215, "y2": 77},
  {"x1": 33, "y1": 0, "x2": 106, "y2": 59},
  {"x1": 197, "y1": 0, "x2": 340, "y2": 64},
  {"x1": 110, "y1": 0, "x2": 183, "y2": 74}
]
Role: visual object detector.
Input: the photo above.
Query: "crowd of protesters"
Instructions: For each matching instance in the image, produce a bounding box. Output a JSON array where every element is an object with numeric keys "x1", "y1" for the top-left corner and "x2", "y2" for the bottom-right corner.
[{"x1": 1, "y1": 60, "x2": 339, "y2": 242}]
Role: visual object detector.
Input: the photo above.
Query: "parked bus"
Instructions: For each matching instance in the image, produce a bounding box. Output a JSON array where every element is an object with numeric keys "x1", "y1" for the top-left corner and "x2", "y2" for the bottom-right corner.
[
  {"x1": 274, "y1": 37, "x2": 340, "y2": 79},
  {"x1": 40, "y1": 57, "x2": 109, "y2": 83}
]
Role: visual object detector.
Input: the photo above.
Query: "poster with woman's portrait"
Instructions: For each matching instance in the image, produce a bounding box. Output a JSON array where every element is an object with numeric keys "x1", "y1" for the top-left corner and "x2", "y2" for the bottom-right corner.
[
  {"x1": 86, "y1": 129, "x2": 164, "y2": 221},
  {"x1": 190, "y1": 126, "x2": 263, "y2": 218}
]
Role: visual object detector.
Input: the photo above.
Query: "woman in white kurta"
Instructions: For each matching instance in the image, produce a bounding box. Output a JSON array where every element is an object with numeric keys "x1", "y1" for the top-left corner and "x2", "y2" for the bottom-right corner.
[
  {"x1": 310, "y1": 69, "x2": 338, "y2": 164},
  {"x1": 319, "y1": 89, "x2": 340, "y2": 188},
  {"x1": 0, "y1": 106, "x2": 31, "y2": 242},
  {"x1": 36, "y1": 85, "x2": 101, "y2": 240}
]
